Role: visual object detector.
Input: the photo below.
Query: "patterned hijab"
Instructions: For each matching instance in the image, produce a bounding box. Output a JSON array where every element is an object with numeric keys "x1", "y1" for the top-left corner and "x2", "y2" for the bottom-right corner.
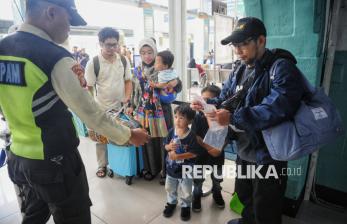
[{"x1": 138, "y1": 38, "x2": 158, "y2": 81}]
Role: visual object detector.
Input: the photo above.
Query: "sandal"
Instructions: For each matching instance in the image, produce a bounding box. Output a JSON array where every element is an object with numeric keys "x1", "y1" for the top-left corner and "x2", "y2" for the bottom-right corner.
[{"x1": 96, "y1": 167, "x2": 107, "y2": 178}]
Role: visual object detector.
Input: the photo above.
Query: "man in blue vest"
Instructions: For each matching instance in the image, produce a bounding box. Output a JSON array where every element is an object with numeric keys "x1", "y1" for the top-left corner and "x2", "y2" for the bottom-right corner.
[{"x1": 0, "y1": 0, "x2": 149, "y2": 223}]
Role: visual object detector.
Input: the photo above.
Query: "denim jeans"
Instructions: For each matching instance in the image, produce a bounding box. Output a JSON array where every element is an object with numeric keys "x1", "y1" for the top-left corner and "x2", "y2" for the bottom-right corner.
[{"x1": 165, "y1": 175, "x2": 193, "y2": 208}]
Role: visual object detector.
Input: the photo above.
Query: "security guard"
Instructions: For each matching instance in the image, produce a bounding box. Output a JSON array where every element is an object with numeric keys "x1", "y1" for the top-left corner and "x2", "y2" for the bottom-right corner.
[{"x1": 0, "y1": 0, "x2": 149, "y2": 223}]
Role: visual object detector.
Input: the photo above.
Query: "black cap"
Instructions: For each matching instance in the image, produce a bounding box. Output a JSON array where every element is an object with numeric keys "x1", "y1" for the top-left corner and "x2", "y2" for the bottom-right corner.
[
  {"x1": 30, "y1": 0, "x2": 87, "y2": 26},
  {"x1": 221, "y1": 17, "x2": 266, "y2": 45}
]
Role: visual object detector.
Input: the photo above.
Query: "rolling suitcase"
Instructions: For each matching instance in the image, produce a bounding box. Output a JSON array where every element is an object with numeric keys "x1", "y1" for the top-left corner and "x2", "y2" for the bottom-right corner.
[{"x1": 108, "y1": 144, "x2": 144, "y2": 185}]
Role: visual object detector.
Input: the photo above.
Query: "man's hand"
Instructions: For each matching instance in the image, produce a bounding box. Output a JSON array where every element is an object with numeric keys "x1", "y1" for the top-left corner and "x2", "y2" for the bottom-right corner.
[
  {"x1": 122, "y1": 95, "x2": 131, "y2": 104},
  {"x1": 215, "y1": 109, "x2": 231, "y2": 126},
  {"x1": 129, "y1": 128, "x2": 150, "y2": 146},
  {"x1": 169, "y1": 151, "x2": 178, "y2": 160},
  {"x1": 149, "y1": 81, "x2": 156, "y2": 88},
  {"x1": 165, "y1": 140, "x2": 178, "y2": 152},
  {"x1": 190, "y1": 100, "x2": 204, "y2": 111},
  {"x1": 125, "y1": 107, "x2": 134, "y2": 115},
  {"x1": 196, "y1": 136, "x2": 204, "y2": 146}
]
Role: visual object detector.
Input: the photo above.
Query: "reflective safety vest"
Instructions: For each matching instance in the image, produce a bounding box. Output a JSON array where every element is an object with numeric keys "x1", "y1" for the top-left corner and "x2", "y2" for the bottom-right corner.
[{"x1": 0, "y1": 31, "x2": 79, "y2": 160}]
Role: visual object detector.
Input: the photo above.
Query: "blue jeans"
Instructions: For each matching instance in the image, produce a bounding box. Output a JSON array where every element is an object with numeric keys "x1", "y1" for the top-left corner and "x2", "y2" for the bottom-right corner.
[{"x1": 165, "y1": 175, "x2": 193, "y2": 208}]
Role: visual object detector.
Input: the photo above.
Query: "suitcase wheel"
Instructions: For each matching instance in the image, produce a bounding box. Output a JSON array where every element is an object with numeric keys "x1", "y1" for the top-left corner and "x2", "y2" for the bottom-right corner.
[
  {"x1": 107, "y1": 169, "x2": 114, "y2": 178},
  {"x1": 125, "y1": 176, "x2": 133, "y2": 185}
]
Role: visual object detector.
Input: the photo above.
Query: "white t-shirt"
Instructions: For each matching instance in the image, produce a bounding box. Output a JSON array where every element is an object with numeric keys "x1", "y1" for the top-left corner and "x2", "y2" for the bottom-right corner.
[{"x1": 85, "y1": 53, "x2": 131, "y2": 111}]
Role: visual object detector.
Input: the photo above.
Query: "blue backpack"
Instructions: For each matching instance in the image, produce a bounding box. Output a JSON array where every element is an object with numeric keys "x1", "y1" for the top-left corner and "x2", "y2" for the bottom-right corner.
[{"x1": 262, "y1": 59, "x2": 345, "y2": 161}]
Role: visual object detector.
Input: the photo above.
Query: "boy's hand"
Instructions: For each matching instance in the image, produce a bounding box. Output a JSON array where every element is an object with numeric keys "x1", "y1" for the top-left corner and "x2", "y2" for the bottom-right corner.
[
  {"x1": 165, "y1": 140, "x2": 178, "y2": 151},
  {"x1": 169, "y1": 151, "x2": 178, "y2": 160},
  {"x1": 190, "y1": 100, "x2": 204, "y2": 111},
  {"x1": 196, "y1": 136, "x2": 204, "y2": 146},
  {"x1": 167, "y1": 79, "x2": 178, "y2": 89}
]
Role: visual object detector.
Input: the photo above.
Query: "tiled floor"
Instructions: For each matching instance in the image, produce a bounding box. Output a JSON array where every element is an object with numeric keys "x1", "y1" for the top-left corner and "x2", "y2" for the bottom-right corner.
[{"x1": 0, "y1": 137, "x2": 346, "y2": 224}]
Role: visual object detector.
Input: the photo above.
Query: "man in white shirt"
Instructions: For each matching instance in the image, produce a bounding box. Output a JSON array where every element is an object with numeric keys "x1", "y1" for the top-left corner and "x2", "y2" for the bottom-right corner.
[{"x1": 85, "y1": 27, "x2": 133, "y2": 178}]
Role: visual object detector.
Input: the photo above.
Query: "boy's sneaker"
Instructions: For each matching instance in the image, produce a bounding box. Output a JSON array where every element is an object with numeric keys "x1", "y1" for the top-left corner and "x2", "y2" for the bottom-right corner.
[
  {"x1": 163, "y1": 203, "x2": 176, "y2": 218},
  {"x1": 180, "y1": 207, "x2": 191, "y2": 221},
  {"x1": 213, "y1": 191, "x2": 225, "y2": 208},
  {"x1": 192, "y1": 195, "x2": 201, "y2": 212}
]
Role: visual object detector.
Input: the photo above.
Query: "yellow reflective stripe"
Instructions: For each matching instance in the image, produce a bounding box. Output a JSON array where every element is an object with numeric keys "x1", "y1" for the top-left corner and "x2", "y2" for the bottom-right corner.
[{"x1": 0, "y1": 55, "x2": 47, "y2": 160}]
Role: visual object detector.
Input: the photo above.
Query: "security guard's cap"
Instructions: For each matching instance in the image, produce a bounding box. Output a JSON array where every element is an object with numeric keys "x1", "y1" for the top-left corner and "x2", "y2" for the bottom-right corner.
[
  {"x1": 221, "y1": 17, "x2": 266, "y2": 45},
  {"x1": 29, "y1": 0, "x2": 87, "y2": 26}
]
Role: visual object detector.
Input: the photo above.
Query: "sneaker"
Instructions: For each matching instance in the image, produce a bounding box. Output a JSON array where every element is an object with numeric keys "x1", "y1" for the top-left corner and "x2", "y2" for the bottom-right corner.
[
  {"x1": 226, "y1": 218, "x2": 243, "y2": 224},
  {"x1": 180, "y1": 207, "x2": 191, "y2": 221},
  {"x1": 213, "y1": 191, "x2": 225, "y2": 208},
  {"x1": 163, "y1": 203, "x2": 176, "y2": 217},
  {"x1": 192, "y1": 195, "x2": 201, "y2": 212}
]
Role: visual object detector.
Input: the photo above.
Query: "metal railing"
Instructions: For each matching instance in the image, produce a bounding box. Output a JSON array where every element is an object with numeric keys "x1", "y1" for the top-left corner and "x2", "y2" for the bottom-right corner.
[{"x1": 186, "y1": 68, "x2": 232, "y2": 88}]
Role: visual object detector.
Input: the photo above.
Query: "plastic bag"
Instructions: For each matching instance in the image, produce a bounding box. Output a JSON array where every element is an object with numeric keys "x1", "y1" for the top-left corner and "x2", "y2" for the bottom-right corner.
[
  {"x1": 193, "y1": 96, "x2": 229, "y2": 151},
  {"x1": 229, "y1": 192, "x2": 244, "y2": 215},
  {"x1": 203, "y1": 126, "x2": 229, "y2": 151}
]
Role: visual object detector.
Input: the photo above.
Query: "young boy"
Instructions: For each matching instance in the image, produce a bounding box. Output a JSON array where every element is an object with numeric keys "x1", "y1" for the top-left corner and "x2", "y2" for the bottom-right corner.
[
  {"x1": 191, "y1": 85, "x2": 226, "y2": 212},
  {"x1": 163, "y1": 104, "x2": 203, "y2": 221},
  {"x1": 151, "y1": 50, "x2": 178, "y2": 103}
]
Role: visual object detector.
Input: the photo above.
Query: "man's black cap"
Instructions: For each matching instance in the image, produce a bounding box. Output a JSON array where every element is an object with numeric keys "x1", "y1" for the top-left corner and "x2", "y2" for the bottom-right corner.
[
  {"x1": 221, "y1": 17, "x2": 266, "y2": 45},
  {"x1": 28, "y1": 0, "x2": 87, "y2": 26}
]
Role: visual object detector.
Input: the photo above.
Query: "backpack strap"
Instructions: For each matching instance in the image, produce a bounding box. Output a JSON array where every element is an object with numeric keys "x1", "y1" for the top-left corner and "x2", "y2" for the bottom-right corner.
[
  {"x1": 120, "y1": 55, "x2": 127, "y2": 78},
  {"x1": 92, "y1": 56, "x2": 100, "y2": 96},
  {"x1": 269, "y1": 58, "x2": 284, "y2": 81},
  {"x1": 93, "y1": 56, "x2": 100, "y2": 78},
  {"x1": 267, "y1": 58, "x2": 285, "y2": 95},
  {"x1": 93, "y1": 55, "x2": 127, "y2": 78}
]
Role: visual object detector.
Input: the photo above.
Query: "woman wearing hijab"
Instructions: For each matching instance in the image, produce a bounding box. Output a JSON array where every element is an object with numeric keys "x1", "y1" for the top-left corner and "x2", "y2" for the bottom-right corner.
[{"x1": 133, "y1": 38, "x2": 182, "y2": 184}]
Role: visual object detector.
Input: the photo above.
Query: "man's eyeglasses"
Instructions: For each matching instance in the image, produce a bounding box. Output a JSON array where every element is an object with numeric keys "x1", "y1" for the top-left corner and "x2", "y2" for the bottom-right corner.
[
  {"x1": 103, "y1": 43, "x2": 119, "y2": 49},
  {"x1": 230, "y1": 37, "x2": 255, "y2": 49}
]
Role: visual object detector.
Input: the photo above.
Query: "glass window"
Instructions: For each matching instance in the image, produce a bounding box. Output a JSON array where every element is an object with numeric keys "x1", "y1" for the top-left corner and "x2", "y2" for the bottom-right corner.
[{"x1": 0, "y1": 0, "x2": 14, "y2": 20}]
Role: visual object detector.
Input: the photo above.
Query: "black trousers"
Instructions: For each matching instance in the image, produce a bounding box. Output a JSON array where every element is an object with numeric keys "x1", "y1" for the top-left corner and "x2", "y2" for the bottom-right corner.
[
  {"x1": 142, "y1": 137, "x2": 163, "y2": 177},
  {"x1": 193, "y1": 163, "x2": 224, "y2": 197},
  {"x1": 7, "y1": 149, "x2": 92, "y2": 224},
  {"x1": 235, "y1": 157, "x2": 287, "y2": 224}
]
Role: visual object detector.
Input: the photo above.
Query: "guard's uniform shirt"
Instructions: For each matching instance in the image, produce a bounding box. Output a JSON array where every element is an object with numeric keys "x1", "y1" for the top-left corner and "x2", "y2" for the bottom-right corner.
[
  {"x1": 0, "y1": 23, "x2": 133, "y2": 224},
  {"x1": 0, "y1": 23, "x2": 131, "y2": 160}
]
